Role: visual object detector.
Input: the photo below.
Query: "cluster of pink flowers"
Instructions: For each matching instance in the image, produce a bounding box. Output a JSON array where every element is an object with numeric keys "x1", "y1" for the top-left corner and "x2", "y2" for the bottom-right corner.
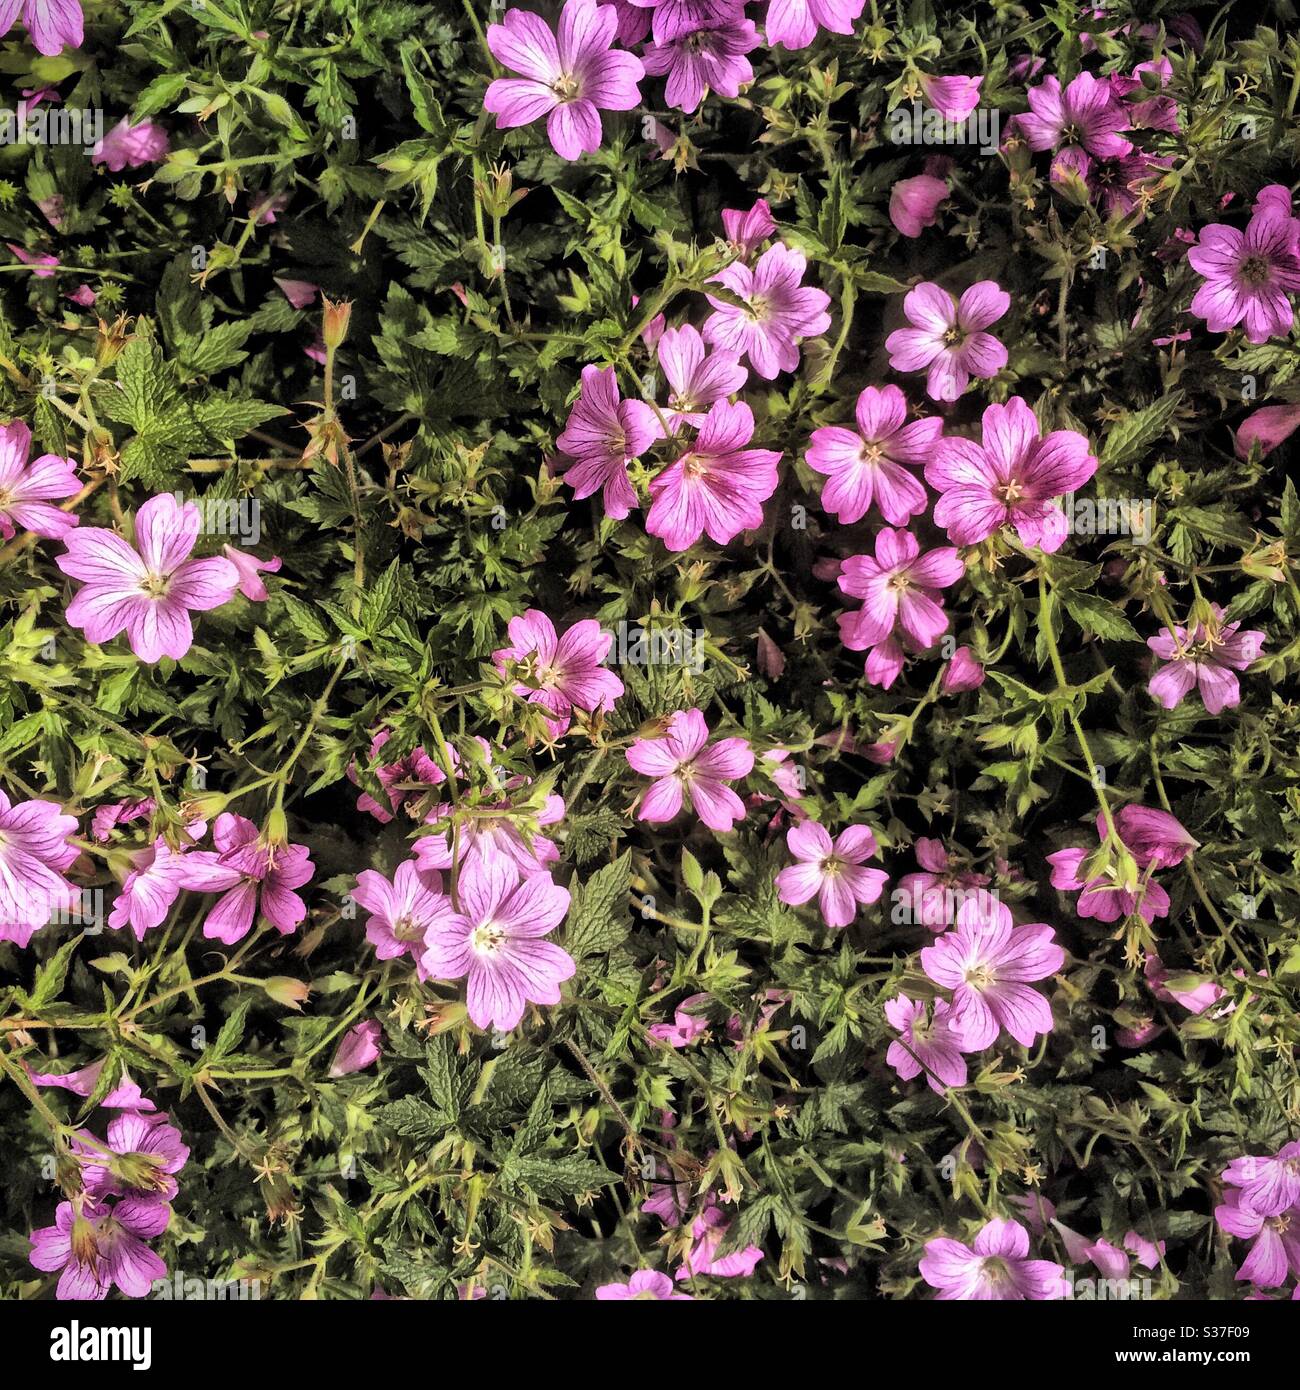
[
  {"x1": 28, "y1": 1085, "x2": 187, "y2": 1300},
  {"x1": 1215, "y1": 1143, "x2": 1300, "y2": 1290}
]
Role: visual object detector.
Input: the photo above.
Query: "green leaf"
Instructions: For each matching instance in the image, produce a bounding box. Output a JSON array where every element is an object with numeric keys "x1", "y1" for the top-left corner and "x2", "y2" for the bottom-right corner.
[{"x1": 564, "y1": 852, "x2": 631, "y2": 960}]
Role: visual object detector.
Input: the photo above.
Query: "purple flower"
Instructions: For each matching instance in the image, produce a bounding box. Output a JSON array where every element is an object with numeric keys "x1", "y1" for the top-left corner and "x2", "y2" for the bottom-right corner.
[
  {"x1": 57, "y1": 493, "x2": 240, "y2": 664},
  {"x1": 1234, "y1": 403, "x2": 1300, "y2": 460},
  {"x1": 7, "y1": 243, "x2": 59, "y2": 276},
  {"x1": 774, "y1": 821, "x2": 888, "y2": 927},
  {"x1": 1046, "y1": 843, "x2": 1169, "y2": 926},
  {"x1": 643, "y1": 15, "x2": 759, "y2": 114},
  {"x1": 886, "y1": 281, "x2": 1009, "y2": 402},
  {"x1": 837, "y1": 527, "x2": 965, "y2": 652},
  {"x1": 91, "y1": 798, "x2": 156, "y2": 843},
  {"x1": 75, "y1": 1112, "x2": 189, "y2": 1203},
  {"x1": 764, "y1": 0, "x2": 863, "y2": 52},
  {"x1": 353, "y1": 858, "x2": 461, "y2": 977},
  {"x1": 1187, "y1": 206, "x2": 1300, "y2": 344},
  {"x1": 654, "y1": 324, "x2": 748, "y2": 433},
  {"x1": 0, "y1": 791, "x2": 80, "y2": 948},
  {"x1": 26, "y1": 1059, "x2": 156, "y2": 1111},
  {"x1": 675, "y1": 1203, "x2": 764, "y2": 1279},
  {"x1": 596, "y1": 1269, "x2": 692, "y2": 1299},
  {"x1": 483, "y1": 0, "x2": 645, "y2": 162},
  {"x1": 222, "y1": 545, "x2": 281, "y2": 601},
  {"x1": 329, "y1": 1020, "x2": 383, "y2": 1077},
  {"x1": 1146, "y1": 605, "x2": 1265, "y2": 714},
  {"x1": 92, "y1": 119, "x2": 169, "y2": 171},
  {"x1": 646, "y1": 399, "x2": 780, "y2": 551},
  {"x1": 925, "y1": 396, "x2": 1098, "y2": 552},
  {"x1": 916, "y1": 73, "x2": 983, "y2": 122},
  {"x1": 0, "y1": 0, "x2": 83, "y2": 58},
  {"x1": 557, "y1": 363, "x2": 659, "y2": 520},
  {"x1": 626, "y1": 707, "x2": 753, "y2": 831},
  {"x1": 1221, "y1": 1142, "x2": 1300, "y2": 1219},
  {"x1": 178, "y1": 812, "x2": 315, "y2": 943},
  {"x1": 29, "y1": 1198, "x2": 169, "y2": 1300},
  {"x1": 0, "y1": 420, "x2": 80, "y2": 541},
  {"x1": 806, "y1": 384, "x2": 937, "y2": 526},
  {"x1": 884, "y1": 994, "x2": 969, "y2": 1092},
  {"x1": 889, "y1": 173, "x2": 948, "y2": 237},
  {"x1": 895, "y1": 837, "x2": 990, "y2": 931},
  {"x1": 350, "y1": 728, "x2": 449, "y2": 824},
  {"x1": 704, "y1": 242, "x2": 831, "y2": 379},
  {"x1": 493, "y1": 608, "x2": 625, "y2": 736},
  {"x1": 647, "y1": 993, "x2": 711, "y2": 1047},
  {"x1": 1214, "y1": 1190, "x2": 1300, "y2": 1287},
  {"x1": 919, "y1": 894, "x2": 1064, "y2": 1050},
  {"x1": 940, "y1": 645, "x2": 985, "y2": 693},
  {"x1": 419, "y1": 854, "x2": 575, "y2": 1033},
  {"x1": 1018, "y1": 72, "x2": 1133, "y2": 159},
  {"x1": 630, "y1": 0, "x2": 743, "y2": 45},
  {"x1": 920, "y1": 1218, "x2": 1065, "y2": 1300},
  {"x1": 108, "y1": 821, "x2": 207, "y2": 941},
  {"x1": 720, "y1": 198, "x2": 776, "y2": 259}
]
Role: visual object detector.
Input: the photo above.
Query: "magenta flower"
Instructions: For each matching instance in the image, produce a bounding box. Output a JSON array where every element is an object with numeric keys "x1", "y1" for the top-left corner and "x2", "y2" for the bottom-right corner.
[
  {"x1": 774, "y1": 822, "x2": 888, "y2": 928},
  {"x1": 29, "y1": 1198, "x2": 168, "y2": 1301},
  {"x1": 648, "y1": 993, "x2": 711, "y2": 1047},
  {"x1": 837, "y1": 527, "x2": 965, "y2": 652},
  {"x1": 26, "y1": 1059, "x2": 155, "y2": 1112},
  {"x1": 56, "y1": 493, "x2": 240, "y2": 664},
  {"x1": 108, "y1": 821, "x2": 207, "y2": 941},
  {"x1": 1234, "y1": 403, "x2": 1300, "y2": 460},
  {"x1": 895, "y1": 837, "x2": 990, "y2": 931},
  {"x1": 329, "y1": 1020, "x2": 383, "y2": 1077},
  {"x1": 419, "y1": 855, "x2": 575, "y2": 1032},
  {"x1": 1146, "y1": 606, "x2": 1265, "y2": 714},
  {"x1": 1018, "y1": 72, "x2": 1133, "y2": 159},
  {"x1": 1110, "y1": 805, "x2": 1198, "y2": 870},
  {"x1": 92, "y1": 119, "x2": 170, "y2": 171},
  {"x1": 764, "y1": 0, "x2": 863, "y2": 51},
  {"x1": 628, "y1": 0, "x2": 742, "y2": 44},
  {"x1": 921, "y1": 1219, "x2": 1065, "y2": 1300},
  {"x1": 557, "y1": 364, "x2": 659, "y2": 520},
  {"x1": 889, "y1": 173, "x2": 948, "y2": 237},
  {"x1": 178, "y1": 812, "x2": 315, "y2": 944},
  {"x1": 1221, "y1": 1143, "x2": 1300, "y2": 1219},
  {"x1": 704, "y1": 242, "x2": 831, "y2": 380},
  {"x1": 0, "y1": 791, "x2": 80, "y2": 948},
  {"x1": 1187, "y1": 206, "x2": 1300, "y2": 344},
  {"x1": 91, "y1": 798, "x2": 156, "y2": 842},
  {"x1": 352, "y1": 858, "x2": 460, "y2": 977},
  {"x1": 275, "y1": 277, "x2": 319, "y2": 309},
  {"x1": 626, "y1": 708, "x2": 754, "y2": 831},
  {"x1": 805, "y1": 385, "x2": 937, "y2": 526},
  {"x1": 1085, "y1": 1231, "x2": 1164, "y2": 1281},
  {"x1": 1215, "y1": 1190, "x2": 1300, "y2": 1287},
  {"x1": 645, "y1": 400, "x2": 780, "y2": 551},
  {"x1": 654, "y1": 324, "x2": 748, "y2": 433},
  {"x1": 919, "y1": 894, "x2": 1064, "y2": 1050},
  {"x1": 940, "y1": 645, "x2": 985, "y2": 693},
  {"x1": 644, "y1": 15, "x2": 759, "y2": 113},
  {"x1": 0, "y1": 420, "x2": 79, "y2": 541},
  {"x1": 597, "y1": 1269, "x2": 692, "y2": 1299},
  {"x1": 1145, "y1": 954, "x2": 1225, "y2": 1016},
  {"x1": 675, "y1": 1203, "x2": 764, "y2": 1280},
  {"x1": 885, "y1": 281, "x2": 1009, "y2": 402},
  {"x1": 721, "y1": 198, "x2": 776, "y2": 259},
  {"x1": 492, "y1": 608, "x2": 625, "y2": 736},
  {"x1": 1051, "y1": 146, "x2": 1168, "y2": 219},
  {"x1": 0, "y1": 0, "x2": 83, "y2": 58},
  {"x1": 483, "y1": 0, "x2": 645, "y2": 162},
  {"x1": 350, "y1": 728, "x2": 449, "y2": 824},
  {"x1": 222, "y1": 545, "x2": 282, "y2": 601},
  {"x1": 1046, "y1": 839, "x2": 1170, "y2": 927},
  {"x1": 884, "y1": 994, "x2": 968, "y2": 1093},
  {"x1": 7, "y1": 243, "x2": 59, "y2": 276},
  {"x1": 925, "y1": 396, "x2": 1098, "y2": 552},
  {"x1": 916, "y1": 73, "x2": 983, "y2": 122},
  {"x1": 75, "y1": 1112, "x2": 189, "y2": 1203}
]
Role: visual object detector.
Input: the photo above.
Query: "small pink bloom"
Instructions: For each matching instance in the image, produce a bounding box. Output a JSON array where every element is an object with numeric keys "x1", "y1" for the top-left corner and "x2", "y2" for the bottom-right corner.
[
  {"x1": 917, "y1": 73, "x2": 983, "y2": 122},
  {"x1": 29, "y1": 1198, "x2": 168, "y2": 1301},
  {"x1": 886, "y1": 281, "x2": 1009, "y2": 402},
  {"x1": 626, "y1": 707, "x2": 753, "y2": 831},
  {"x1": 674, "y1": 1202, "x2": 764, "y2": 1279},
  {"x1": 837, "y1": 527, "x2": 965, "y2": 652},
  {"x1": 1234, "y1": 403, "x2": 1300, "y2": 460},
  {"x1": 1187, "y1": 206, "x2": 1300, "y2": 344},
  {"x1": 1220, "y1": 1143, "x2": 1300, "y2": 1219},
  {"x1": 1, "y1": 0, "x2": 83, "y2": 59},
  {"x1": 884, "y1": 993, "x2": 968, "y2": 1092},
  {"x1": 7, "y1": 243, "x2": 59, "y2": 277},
  {"x1": 352, "y1": 858, "x2": 461, "y2": 978},
  {"x1": 0, "y1": 790, "x2": 80, "y2": 948},
  {"x1": 1144, "y1": 954, "x2": 1225, "y2": 1015},
  {"x1": 557, "y1": 363, "x2": 659, "y2": 521},
  {"x1": 493, "y1": 609, "x2": 624, "y2": 737},
  {"x1": 895, "y1": 837, "x2": 990, "y2": 931},
  {"x1": 775, "y1": 821, "x2": 888, "y2": 928},
  {"x1": 720, "y1": 198, "x2": 776, "y2": 259},
  {"x1": 107, "y1": 820, "x2": 206, "y2": 941},
  {"x1": 1214, "y1": 1189, "x2": 1300, "y2": 1286},
  {"x1": 940, "y1": 645, "x2": 984, "y2": 693},
  {"x1": 648, "y1": 993, "x2": 711, "y2": 1047},
  {"x1": 919, "y1": 1218, "x2": 1065, "y2": 1300},
  {"x1": 764, "y1": 0, "x2": 863, "y2": 52},
  {"x1": 654, "y1": 324, "x2": 748, "y2": 433},
  {"x1": 221, "y1": 545, "x2": 281, "y2": 601},
  {"x1": 92, "y1": 119, "x2": 169, "y2": 171},
  {"x1": 329, "y1": 1020, "x2": 383, "y2": 1077},
  {"x1": 0, "y1": 419, "x2": 80, "y2": 541},
  {"x1": 889, "y1": 173, "x2": 948, "y2": 237},
  {"x1": 274, "y1": 277, "x2": 319, "y2": 309},
  {"x1": 1018, "y1": 72, "x2": 1133, "y2": 159},
  {"x1": 704, "y1": 242, "x2": 831, "y2": 380},
  {"x1": 643, "y1": 14, "x2": 759, "y2": 114},
  {"x1": 596, "y1": 1269, "x2": 692, "y2": 1299},
  {"x1": 1146, "y1": 605, "x2": 1265, "y2": 714}
]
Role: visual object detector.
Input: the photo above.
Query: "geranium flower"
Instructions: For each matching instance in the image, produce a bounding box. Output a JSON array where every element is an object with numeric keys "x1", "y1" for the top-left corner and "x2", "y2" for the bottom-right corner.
[
  {"x1": 350, "y1": 728, "x2": 449, "y2": 824},
  {"x1": 0, "y1": 420, "x2": 80, "y2": 541},
  {"x1": 885, "y1": 281, "x2": 1009, "y2": 401},
  {"x1": 654, "y1": 324, "x2": 748, "y2": 433},
  {"x1": 704, "y1": 242, "x2": 831, "y2": 379},
  {"x1": 222, "y1": 545, "x2": 281, "y2": 601},
  {"x1": 108, "y1": 821, "x2": 207, "y2": 941},
  {"x1": 483, "y1": 0, "x2": 645, "y2": 161},
  {"x1": 92, "y1": 119, "x2": 170, "y2": 171},
  {"x1": 352, "y1": 858, "x2": 461, "y2": 977},
  {"x1": 764, "y1": 0, "x2": 863, "y2": 52},
  {"x1": 492, "y1": 609, "x2": 625, "y2": 736},
  {"x1": 644, "y1": 15, "x2": 759, "y2": 114},
  {"x1": 916, "y1": 73, "x2": 983, "y2": 121},
  {"x1": 720, "y1": 198, "x2": 776, "y2": 259},
  {"x1": 0, "y1": 0, "x2": 83, "y2": 58},
  {"x1": 557, "y1": 364, "x2": 659, "y2": 520},
  {"x1": 884, "y1": 994, "x2": 969, "y2": 1092},
  {"x1": 0, "y1": 791, "x2": 80, "y2": 948},
  {"x1": 6, "y1": 243, "x2": 59, "y2": 276},
  {"x1": 774, "y1": 822, "x2": 889, "y2": 928},
  {"x1": 889, "y1": 174, "x2": 948, "y2": 237},
  {"x1": 925, "y1": 396, "x2": 1098, "y2": 552},
  {"x1": 1214, "y1": 1190, "x2": 1300, "y2": 1287},
  {"x1": 25, "y1": 1060, "x2": 155, "y2": 1112},
  {"x1": 895, "y1": 837, "x2": 990, "y2": 931},
  {"x1": 29, "y1": 1198, "x2": 169, "y2": 1301},
  {"x1": 648, "y1": 993, "x2": 711, "y2": 1046},
  {"x1": 1187, "y1": 206, "x2": 1300, "y2": 344},
  {"x1": 1018, "y1": 72, "x2": 1133, "y2": 158},
  {"x1": 75, "y1": 1112, "x2": 189, "y2": 1203},
  {"x1": 674, "y1": 1202, "x2": 764, "y2": 1279},
  {"x1": 56, "y1": 493, "x2": 240, "y2": 664},
  {"x1": 1221, "y1": 1143, "x2": 1300, "y2": 1219},
  {"x1": 1146, "y1": 606, "x2": 1265, "y2": 714},
  {"x1": 626, "y1": 707, "x2": 754, "y2": 831},
  {"x1": 329, "y1": 1020, "x2": 383, "y2": 1077},
  {"x1": 920, "y1": 1218, "x2": 1065, "y2": 1300},
  {"x1": 940, "y1": 645, "x2": 985, "y2": 692},
  {"x1": 596, "y1": 1269, "x2": 692, "y2": 1299},
  {"x1": 419, "y1": 855, "x2": 575, "y2": 1032},
  {"x1": 837, "y1": 527, "x2": 965, "y2": 651}
]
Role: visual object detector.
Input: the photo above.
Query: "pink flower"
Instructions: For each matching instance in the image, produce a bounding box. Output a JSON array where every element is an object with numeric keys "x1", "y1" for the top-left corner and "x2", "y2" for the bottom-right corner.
[
  {"x1": 704, "y1": 242, "x2": 831, "y2": 379},
  {"x1": 178, "y1": 812, "x2": 315, "y2": 943},
  {"x1": 74, "y1": 1111, "x2": 189, "y2": 1203},
  {"x1": 597, "y1": 1269, "x2": 692, "y2": 1299},
  {"x1": 6, "y1": 243, "x2": 59, "y2": 276},
  {"x1": 493, "y1": 609, "x2": 624, "y2": 736},
  {"x1": 1085, "y1": 1231, "x2": 1164, "y2": 1281},
  {"x1": 1046, "y1": 844, "x2": 1169, "y2": 927},
  {"x1": 721, "y1": 198, "x2": 776, "y2": 259},
  {"x1": 1146, "y1": 606, "x2": 1265, "y2": 714},
  {"x1": 626, "y1": 708, "x2": 753, "y2": 831},
  {"x1": 1018, "y1": 72, "x2": 1133, "y2": 159},
  {"x1": 643, "y1": 15, "x2": 759, "y2": 113},
  {"x1": 925, "y1": 396, "x2": 1098, "y2": 552},
  {"x1": 884, "y1": 994, "x2": 968, "y2": 1092},
  {"x1": 1111, "y1": 804, "x2": 1197, "y2": 869},
  {"x1": 419, "y1": 855, "x2": 575, "y2": 1032},
  {"x1": 774, "y1": 822, "x2": 888, "y2": 927},
  {"x1": 557, "y1": 364, "x2": 659, "y2": 520},
  {"x1": 628, "y1": 0, "x2": 742, "y2": 44},
  {"x1": 917, "y1": 73, "x2": 983, "y2": 122},
  {"x1": 837, "y1": 527, "x2": 965, "y2": 652},
  {"x1": 414, "y1": 782, "x2": 566, "y2": 879},
  {"x1": 1144, "y1": 954, "x2": 1225, "y2": 1015},
  {"x1": 0, "y1": 791, "x2": 80, "y2": 948},
  {"x1": 1187, "y1": 206, "x2": 1300, "y2": 344},
  {"x1": 654, "y1": 323, "x2": 748, "y2": 433},
  {"x1": 56, "y1": 493, "x2": 240, "y2": 664},
  {"x1": 889, "y1": 173, "x2": 948, "y2": 237},
  {"x1": 66, "y1": 284, "x2": 96, "y2": 308},
  {"x1": 675, "y1": 1203, "x2": 764, "y2": 1279},
  {"x1": 92, "y1": 119, "x2": 169, "y2": 171},
  {"x1": 26, "y1": 1059, "x2": 155, "y2": 1111},
  {"x1": 764, "y1": 0, "x2": 864, "y2": 52},
  {"x1": 29, "y1": 1198, "x2": 168, "y2": 1301},
  {"x1": 1234, "y1": 403, "x2": 1300, "y2": 460},
  {"x1": 648, "y1": 993, "x2": 711, "y2": 1047},
  {"x1": 350, "y1": 728, "x2": 448, "y2": 824},
  {"x1": 352, "y1": 858, "x2": 461, "y2": 977},
  {"x1": 107, "y1": 821, "x2": 207, "y2": 941},
  {"x1": 885, "y1": 281, "x2": 1009, "y2": 402},
  {"x1": 91, "y1": 798, "x2": 156, "y2": 842},
  {"x1": 0, "y1": 0, "x2": 83, "y2": 58},
  {"x1": 919, "y1": 1218, "x2": 1065, "y2": 1300},
  {"x1": 1051, "y1": 146, "x2": 1169, "y2": 218},
  {"x1": 806, "y1": 385, "x2": 937, "y2": 526},
  {"x1": 895, "y1": 837, "x2": 990, "y2": 931},
  {"x1": 274, "y1": 277, "x2": 319, "y2": 309},
  {"x1": 1214, "y1": 1190, "x2": 1300, "y2": 1286},
  {"x1": 483, "y1": 0, "x2": 645, "y2": 162},
  {"x1": 940, "y1": 645, "x2": 985, "y2": 693},
  {"x1": 645, "y1": 400, "x2": 780, "y2": 551},
  {"x1": 1221, "y1": 1143, "x2": 1300, "y2": 1219},
  {"x1": 919, "y1": 894, "x2": 1064, "y2": 1050},
  {"x1": 329, "y1": 1020, "x2": 383, "y2": 1077},
  {"x1": 221, "y1": 545, "x2": 281, "y2": 601},
  {"x1": 0, "y1": 420, "x2": 79, "y2": 541}
]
